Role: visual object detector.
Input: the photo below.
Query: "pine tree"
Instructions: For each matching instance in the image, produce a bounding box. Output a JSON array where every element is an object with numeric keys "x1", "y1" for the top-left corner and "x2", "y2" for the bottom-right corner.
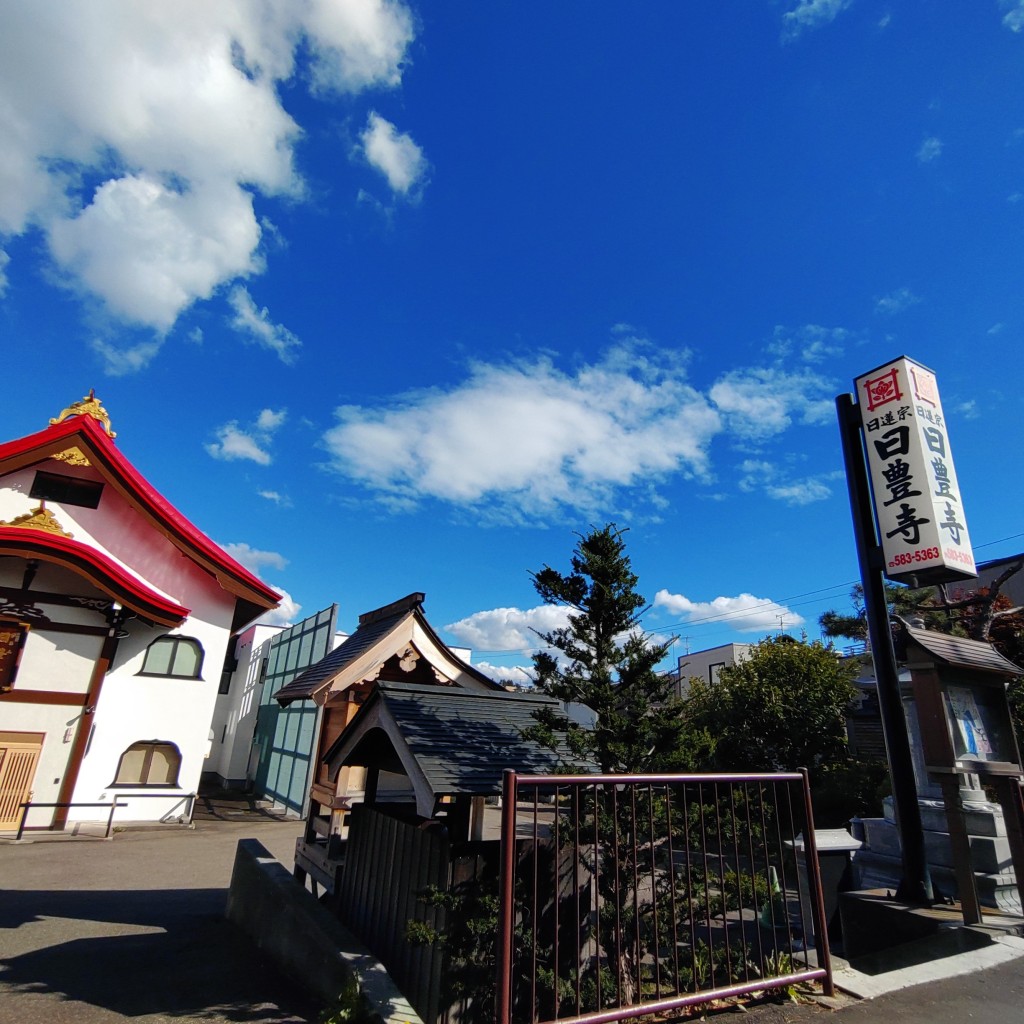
[{"x1": 528, "y1": 523, "x2": 688, "y2": 773}]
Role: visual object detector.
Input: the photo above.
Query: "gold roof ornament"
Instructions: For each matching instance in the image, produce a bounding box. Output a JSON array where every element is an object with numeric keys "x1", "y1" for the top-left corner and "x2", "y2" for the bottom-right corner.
[
  {"x1": 50, "y1": 390, "x2": 116, "y2": 438},
  {"x1": 1, "y1": 506, "x2": 74, "y2": 538},
  {"x1": 51, "y1": 446, "x2": 92, "y2": 467}
]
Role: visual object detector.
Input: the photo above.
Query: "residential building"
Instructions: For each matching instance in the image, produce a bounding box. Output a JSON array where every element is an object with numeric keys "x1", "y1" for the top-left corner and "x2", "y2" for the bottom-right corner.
[{"x1": 674, "y1": 642, "x2": 752, "y2": 699}]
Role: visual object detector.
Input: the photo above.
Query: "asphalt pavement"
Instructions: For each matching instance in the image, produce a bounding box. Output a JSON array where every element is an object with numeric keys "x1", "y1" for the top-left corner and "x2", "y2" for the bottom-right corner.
[
  {"x1": 4, "y1": 816, "x2": 1024, "y2": 1024},
  {"x1": 0, "y1": 817, "x2": 319, "y2": 1024}
]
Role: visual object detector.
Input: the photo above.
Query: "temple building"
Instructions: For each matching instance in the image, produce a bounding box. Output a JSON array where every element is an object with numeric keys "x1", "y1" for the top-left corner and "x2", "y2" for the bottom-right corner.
[{"x1": 0, "y1": 393, "x2": 279, "y2": 834}]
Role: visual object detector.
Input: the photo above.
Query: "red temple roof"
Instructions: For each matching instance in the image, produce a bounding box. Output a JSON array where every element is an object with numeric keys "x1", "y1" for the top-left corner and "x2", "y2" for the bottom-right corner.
[{"x1": 0, "y1": 406, "x2": 280, "y2": 628}]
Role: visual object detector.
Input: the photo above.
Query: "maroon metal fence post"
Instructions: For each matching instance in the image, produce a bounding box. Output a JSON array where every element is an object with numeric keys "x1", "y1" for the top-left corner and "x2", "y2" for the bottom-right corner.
[
  {"x1": 496, "y1": 769, "x2": 518, "y2": 1024},
  {"x1": 799, "y1": 768, "x2": 835, "y2": 996}
]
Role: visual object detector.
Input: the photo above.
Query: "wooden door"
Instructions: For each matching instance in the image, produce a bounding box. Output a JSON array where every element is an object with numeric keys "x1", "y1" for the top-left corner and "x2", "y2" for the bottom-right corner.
[{"x1": 0, "y1": 732, "x2": 42, "y2": 830}]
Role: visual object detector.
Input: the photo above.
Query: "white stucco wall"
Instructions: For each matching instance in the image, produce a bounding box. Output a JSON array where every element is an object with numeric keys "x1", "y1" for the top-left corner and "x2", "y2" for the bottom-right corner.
[
  {"x1": 207, "y1": 623, "x2": 281, "y2": 786},
  {"x1": 68, "y1": 563, "x2": 238, "y2": 824},
  {"x1": 1, "y1": 704, "x2": 83, "y2": 829}
]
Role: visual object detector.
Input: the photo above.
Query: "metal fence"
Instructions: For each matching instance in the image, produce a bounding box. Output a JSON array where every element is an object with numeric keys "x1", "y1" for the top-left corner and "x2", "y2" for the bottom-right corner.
[{"x1": 496, "y1": 771, "x2": 833, "y2": 1024}]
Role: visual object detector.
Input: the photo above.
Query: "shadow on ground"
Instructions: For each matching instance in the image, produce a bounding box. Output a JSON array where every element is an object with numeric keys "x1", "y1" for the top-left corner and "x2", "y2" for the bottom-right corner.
[{"x1": 0, "y1": 888, "x2": 320, "y2": 1022}]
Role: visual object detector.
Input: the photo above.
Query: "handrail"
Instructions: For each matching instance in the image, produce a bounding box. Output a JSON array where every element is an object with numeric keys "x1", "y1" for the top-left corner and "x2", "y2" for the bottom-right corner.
[
  {"x1": 12, "y1": 791, "x2": 196, "y2": 840},
  {"x1": 14, "y1": 800, "x2": 127, "y2": 841}
]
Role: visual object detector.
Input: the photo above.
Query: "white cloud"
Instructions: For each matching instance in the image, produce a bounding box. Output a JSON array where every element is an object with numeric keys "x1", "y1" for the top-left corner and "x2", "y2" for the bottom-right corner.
[
  {"x1": 228, "y1": 286, "x2": 301, "y2": 363},
  {"x1": 875, "y1": 287, "x2": 921, "y2": 315},
  {"x1": 206, "y1": 423, "x2": 273, "y2": 465},
  {"x1": 0, "y1": 249, "x2": 8, "y2": 295},
  {"x1": 257, "y1": 408, "x2": 288, "y2": 432},
  {"x1": 361, "y1": 111, "x2": 429, "y2": 196},
  {"x1": 766, "y1": 478, "x2": 835, "y2": 504},
  {"x1": 446, "y1": 605, "x2": 573, "y2": 652},
  {"x1": 219, "y1": 541, "x2": 289, "y2": 574},
  {"x1": 0, "y1": 1, "x2": 414, "y2": 347},
  {"x1": 738, "y1": 459, "x2": 838, "y2": 505},
  {"x1": 1003, "y1": 1, "x2": 1024, "y2": 32},
  {"x1": 472, "y1": 661, "x2": 536, "y2": 687},
  {"x1": 781, "y1": 0, "x2": 853, "y2": 41},
  {"x1": 49, "y1": 175, "x2": 262, "y2": 332},
  {"x1": 709, "y1": 367, "x2": 835, "y2": 439},
  {"x1": 917, "y1": 136, "x2": 943, "y2": 163},
  {"x1": 258, "y1": 489, "x2": 293, "y2": 507},
  {"x1": 324, "y1": 346, "x2": 722, "y2": 517},
  {"x1": 90, "y1": 336, "x2": 165, "y2": 377},
  {"x1": 304, "y1": 0, "x2": 415, "y2": 93},
  {"x1": 323, "y1": 345, "x2": 843, "y2": 517},
  {"x1": 654, "y1": 590, "x2": 805, "y2": 633},
  {"x1": 207, "y1": 406, "x2": 287, "y2": 464},
  {"x1": 259, "y1": 585, "x2": 302, "y2": 627},
  {"x1": 769, "y1": 324, "x2": 853, "y2": 363}
]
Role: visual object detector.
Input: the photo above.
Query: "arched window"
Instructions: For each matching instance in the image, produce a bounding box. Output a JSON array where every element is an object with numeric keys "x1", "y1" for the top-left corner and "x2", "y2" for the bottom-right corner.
[
  {"x1": 112, "y1": 741, "x2": 181, "y2": 787},
  {"x1": 140, "y1": 635, "x2": 204, "y2": 678}
]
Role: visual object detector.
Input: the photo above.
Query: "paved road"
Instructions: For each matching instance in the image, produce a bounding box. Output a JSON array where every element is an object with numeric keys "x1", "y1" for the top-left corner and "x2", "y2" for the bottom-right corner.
[
  {"x1": 0, "y1": 819, "x2": 321, "y2": 1024},
  {"x1": 743, "y1": 951, "x2": 1024, "y2": 1022}
]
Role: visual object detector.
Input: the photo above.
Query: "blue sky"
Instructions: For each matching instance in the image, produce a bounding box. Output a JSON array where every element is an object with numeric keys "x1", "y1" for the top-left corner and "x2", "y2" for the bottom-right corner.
[{"x1": 3, "y1": 1, "x2": 1024, "y2": 682}]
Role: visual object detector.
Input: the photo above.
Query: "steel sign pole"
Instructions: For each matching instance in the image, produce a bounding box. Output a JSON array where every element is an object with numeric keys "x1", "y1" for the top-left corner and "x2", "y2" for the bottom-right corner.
[{"x1": 837, "y1": 393, "x2": 932, "y2": 904}]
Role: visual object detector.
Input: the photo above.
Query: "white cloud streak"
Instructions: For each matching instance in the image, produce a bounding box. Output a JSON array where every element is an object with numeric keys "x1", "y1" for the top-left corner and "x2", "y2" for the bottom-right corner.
[
  {"x1": 219, "y1": 541, "x2": 289, "y2": 574},
  {"x1": 781, "y1": 0, "x2": 853, "y2": 41},
  {"x1": 228, "y1": 286, "x2": 301, "y2": 363},
  {"x1": 473, "y1": 661, "x2": 536, "y2": 687},
  {"x1": 0, "y1": 0, "x2": 414, "y2": 361},
  {"x1": 1003, "y1": 1, "x2": 1024, "y2": 32},
  {"x1": 653, "y1": 590, "x2": 805, "y2": 633},
  {"x1": 917, "y1": 137, "x2": 943, "y2": 163},
  {"x1": 875, "y1": 287, "x2": 921, "y2": 315},
  {"x1": 708, "y1": 367, "x2": 835, "y2": 439}
]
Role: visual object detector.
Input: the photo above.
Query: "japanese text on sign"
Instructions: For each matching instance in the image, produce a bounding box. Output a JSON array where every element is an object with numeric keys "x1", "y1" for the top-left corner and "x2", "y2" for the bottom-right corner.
[{"x1": 855, "y1": 356, "x2": 976, "y2": 585}]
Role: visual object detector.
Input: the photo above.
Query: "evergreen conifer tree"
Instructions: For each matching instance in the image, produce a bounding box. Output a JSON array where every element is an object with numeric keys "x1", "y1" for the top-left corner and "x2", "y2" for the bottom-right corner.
[{"x1": 528, "y1": 523, "x2": 689, "y2": 772}]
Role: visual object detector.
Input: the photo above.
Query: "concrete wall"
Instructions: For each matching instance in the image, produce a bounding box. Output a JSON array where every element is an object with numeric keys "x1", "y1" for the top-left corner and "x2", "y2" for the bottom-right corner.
[{"x1": 226, "y1": 838, "x2": 424, "y2": 1024}]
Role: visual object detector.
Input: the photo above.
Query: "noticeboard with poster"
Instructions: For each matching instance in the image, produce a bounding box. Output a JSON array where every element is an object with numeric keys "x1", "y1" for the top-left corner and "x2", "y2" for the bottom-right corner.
[
  {"x1": 855, "y1": 356, "x2": 977, "y2": 586},
  {"x1": 942, "y1": 682, "x2": 1020, "y2": 772}
]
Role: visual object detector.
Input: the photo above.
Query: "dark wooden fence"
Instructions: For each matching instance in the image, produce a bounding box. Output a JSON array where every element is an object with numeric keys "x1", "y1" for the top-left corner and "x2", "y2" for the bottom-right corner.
[
  {"x1": 337, "y1": 804, "x2": 498, "y2": 1023},
  {"x1": 336, "y1": 805, "x2": 450, "y2": 1022}
]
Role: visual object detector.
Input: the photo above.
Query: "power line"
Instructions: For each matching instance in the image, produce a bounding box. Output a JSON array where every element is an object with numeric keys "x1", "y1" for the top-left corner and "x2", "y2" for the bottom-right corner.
[{"x1": 468, "y1": 532, "x2": 1024, "y2": 657}]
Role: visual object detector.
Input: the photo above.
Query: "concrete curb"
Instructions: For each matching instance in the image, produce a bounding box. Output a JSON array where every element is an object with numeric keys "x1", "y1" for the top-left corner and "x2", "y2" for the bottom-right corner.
[
  {"x1": 226, "y1": 838, "x2": 424, "y2": 1024},
  {"x1": 834, "y1": 932, "x2": 1024, "y2": 999}
]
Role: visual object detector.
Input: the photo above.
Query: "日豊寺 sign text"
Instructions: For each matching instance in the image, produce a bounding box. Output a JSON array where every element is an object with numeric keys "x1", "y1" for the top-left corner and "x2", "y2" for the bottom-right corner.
[{"x1": 855, "y1": 355, "x2": 977, "y2": 586}]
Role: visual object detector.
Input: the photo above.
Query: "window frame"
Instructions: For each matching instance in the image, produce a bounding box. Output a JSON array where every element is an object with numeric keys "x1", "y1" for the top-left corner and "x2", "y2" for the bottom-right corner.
[
  {"x1": 110, "y1": 740, "x2": 182, "y2": 788},
  {"x1": 138, "y1": 635, "x2": 205, "y2": 679},
  {"x1": 30, "y1": 470, "x2": 104, "y2": 509}
]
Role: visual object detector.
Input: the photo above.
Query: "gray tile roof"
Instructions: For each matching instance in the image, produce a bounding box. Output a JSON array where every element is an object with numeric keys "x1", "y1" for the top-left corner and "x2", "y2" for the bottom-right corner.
[
  {"x1": 905, "y1": 623, "x2": 1022, "y2": 676},
  {"x1": 327, "y1": 681, "x2": 592, "y2": 798}
]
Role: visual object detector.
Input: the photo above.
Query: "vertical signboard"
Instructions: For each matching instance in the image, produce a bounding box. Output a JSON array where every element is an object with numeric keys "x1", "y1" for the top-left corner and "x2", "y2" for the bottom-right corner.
[{"x1": 855, "y1": 356, "x2": 977, "y2": 585}]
